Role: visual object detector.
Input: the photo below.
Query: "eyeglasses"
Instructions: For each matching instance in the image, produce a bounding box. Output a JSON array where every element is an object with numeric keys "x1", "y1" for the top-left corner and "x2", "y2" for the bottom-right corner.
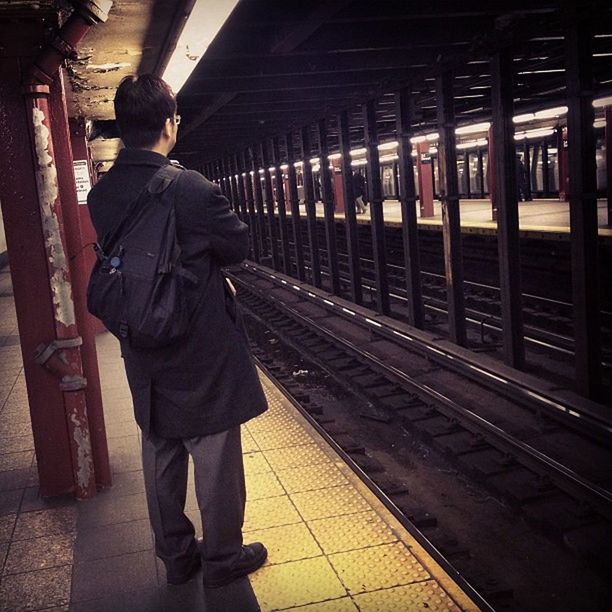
[{"x1": 174, "y1": 115, "x2": 181, "y2": 125}]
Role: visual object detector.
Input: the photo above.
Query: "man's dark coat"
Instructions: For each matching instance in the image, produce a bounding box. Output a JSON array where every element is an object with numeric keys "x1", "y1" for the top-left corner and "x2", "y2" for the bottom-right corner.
[{"x1": 87, "y1": 148, "x2": 267, "y2": 438}]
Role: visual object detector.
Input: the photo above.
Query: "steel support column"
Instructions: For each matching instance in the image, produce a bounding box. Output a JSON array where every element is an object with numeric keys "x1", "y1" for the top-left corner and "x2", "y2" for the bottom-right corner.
[
  {"x1": 286, "y1": 132, "x2": 305, "y2": 280},
  {"x1": 523, "y1": 142, "x2": 532, "y2": 201},
  {"x1": 233, "y1": 153, "x2": 247, "y2": 220},
  {"x1": 260, "y1": 142, "x2": 280, "y2": 270},
  {"x1": 338, "y1": 110, "x2": 362, "y2": 305},
  {"x1": 1, "y1": 59, "x2": 75, "y2": 497},
  {"x1": 317, "y1": 119, "x2": 340, "y2": 295},
  {"x1": 272, "y1": 137, "x2": 291, "y2": 275},
  {"x1": 229, "y1": 157, "x2": 240, "y2": 220},
  {"x1": 477, "y1": 149, "x2": 485, "y2": 198},
  {"x1": 250, "y1": 146, "x2": 268, "y2": 258},
  {"x1": 22, "y1": 79, "x2": 96, "y2": 499},
  {"x1": 436, "y1": 72, "x2": 467, "y2": 346},
  {"x1": 301, "y1": 125, "x2": 322, "y2": 288},
  {"x1": 463, "y1": 151, "x2": 470, "y2": 198},
  {"x1": 565, "y1": 8, "x2": 602, "y2": 398},
  {"x1": 606, "y1": 107, "x2": 612, "y2": 226},
  {"x1": 50, "y1": 72, "x2": 111, "y2": 488},
  {"x1": 243, "y1": 150, "x2": 260, "y2": 263},
  {"x1": 542, "y1": 144, "x2": 550, "y2": 197},
  {"x1": 395, "y1": 88, "x2": 423, "y2": 328},
  {"x1": 491, "y1": 49, "x2": 525, "y2": 369},
  {"x1": 364, "y1": 100, "x2": 390, "y2": 315}
]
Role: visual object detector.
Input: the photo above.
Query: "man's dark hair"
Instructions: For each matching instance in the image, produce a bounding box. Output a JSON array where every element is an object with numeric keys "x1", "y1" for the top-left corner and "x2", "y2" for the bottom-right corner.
[{"x1": 114, "y1": 74, "x2": 177, "y2": 149}]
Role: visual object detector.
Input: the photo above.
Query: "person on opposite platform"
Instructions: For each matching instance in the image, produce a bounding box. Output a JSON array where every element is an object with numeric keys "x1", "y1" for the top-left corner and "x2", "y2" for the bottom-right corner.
[{"x1": 87, "y1": 74, "x2": 268, "y2": 589}]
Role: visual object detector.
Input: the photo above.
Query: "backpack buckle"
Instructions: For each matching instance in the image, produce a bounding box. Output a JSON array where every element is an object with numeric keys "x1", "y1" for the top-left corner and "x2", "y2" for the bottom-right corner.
[{"x1": 119, "y1": 323, "x2": 129, "y2": 338}]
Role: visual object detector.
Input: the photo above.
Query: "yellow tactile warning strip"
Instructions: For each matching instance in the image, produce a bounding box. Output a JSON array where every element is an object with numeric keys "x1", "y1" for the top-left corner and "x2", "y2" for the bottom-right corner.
[{"x1": 242, "y1": 371, "x2": 481, "y2": 611}]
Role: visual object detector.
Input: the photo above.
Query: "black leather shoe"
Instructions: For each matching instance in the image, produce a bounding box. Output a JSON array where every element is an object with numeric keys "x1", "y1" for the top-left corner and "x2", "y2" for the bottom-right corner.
[{"x1": 204, "y1": 542, "x2": 268, "y2": 588}]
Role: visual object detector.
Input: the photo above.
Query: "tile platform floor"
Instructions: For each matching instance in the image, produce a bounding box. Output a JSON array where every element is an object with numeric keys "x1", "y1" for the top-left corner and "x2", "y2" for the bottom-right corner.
[{"x1": 0, "y1": 267, "x2": 479, "y2": 611}]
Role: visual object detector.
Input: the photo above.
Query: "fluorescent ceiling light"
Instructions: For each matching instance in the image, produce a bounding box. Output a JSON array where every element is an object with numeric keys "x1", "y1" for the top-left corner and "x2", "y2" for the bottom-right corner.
[
  {"x1": 350, "y1": 148, "x2": 367, "y2": 157},
  {"x1": 162, "y1": 0, "x2": 239, "y2": 93},
  {"x1": 410, "y1": 135, "x2": 426, "y2": 144},
  {"x1": 280, "y1": 164, "x2": 289, "y2": 170},
  {"x1": 379, "y1": 153, "x2": 399, "y2": 162},
  {"x1": 513, "y1": 112, "x2": 535, "y2": 124},
  {"x1": 593, "y1": 118, "x2": 606, "y2": 129},
  {"x1": 514, "y1": 127, "x2": 555, "y2": 140},
  {"x1": 428, "y1": 146, "x2": 438, "y2": 154},
  {"x1": 593, "y1": 96, "x2": 612, "y2": 108},
  {"x1": 455, "y1": 122, "x2": 490, "y2": 135},
  {"x1": 328, "y1": 153, "x2": 342, "y2": 160},
  {"x1": 534, "y1": 105, "x2": 568, "y2": 119},
  {"x1": 378, "y1": 140, "x2": 398, "y2": 151},
  {"x1": 425, "y1": 132, "x2": 439, "y2": 142},
  {"x1": 309, "y1": 157, "x2": 320, "y2": 164}
]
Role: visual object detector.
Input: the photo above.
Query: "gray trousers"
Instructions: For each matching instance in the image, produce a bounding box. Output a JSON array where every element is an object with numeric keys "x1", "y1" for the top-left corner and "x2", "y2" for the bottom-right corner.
[{"x1": 141, "y1": 426, "x2": 246, "y2": 584}]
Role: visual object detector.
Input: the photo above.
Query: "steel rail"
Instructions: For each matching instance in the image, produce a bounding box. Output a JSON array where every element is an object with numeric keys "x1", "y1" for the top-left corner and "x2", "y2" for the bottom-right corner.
[
  {"x1": 238, "y1": 262, "x2": 612, "y2": 437},
  {"x1": 254, "y1": 357, "x2": 496, "y2": 612},
  {"x1": 234, "y1": 269, "x2": 612, "y2": 523}
]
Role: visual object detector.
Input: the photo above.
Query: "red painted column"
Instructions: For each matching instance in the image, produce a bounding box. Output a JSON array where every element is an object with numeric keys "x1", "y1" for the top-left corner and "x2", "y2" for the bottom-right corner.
[
  {"x1": 22, "y1": 80, "x2": 96, "y2": 499},
  {"x1": 0, "y1": 57, "x2": 74, "y2": 497},
  {"x1": 68, "y1": 117, "x2": 105, "y2": 334},
  {"x1": 331, "y1": 158, "x2": 345, "y2": 213},
  {"x1": 606, "y1": 107, "x2": 612, "y2": 226},
  {"x1": 50, "y1": 73, "x2": 111, "y2": 489},
  {"x1": 416, "y1": 141, "x2": 435, "y2": 217}
]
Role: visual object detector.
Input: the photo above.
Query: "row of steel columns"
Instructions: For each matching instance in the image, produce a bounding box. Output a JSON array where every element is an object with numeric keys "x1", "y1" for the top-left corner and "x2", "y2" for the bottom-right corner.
[{"x1": 206, "y1": 13, "x2": 602, "y2": 400}]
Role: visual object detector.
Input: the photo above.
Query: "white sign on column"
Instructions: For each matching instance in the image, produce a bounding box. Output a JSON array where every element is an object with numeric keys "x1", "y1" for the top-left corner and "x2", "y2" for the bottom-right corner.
[{"x1": 73, "y1": 160, "x2": 92, "y2": 205}]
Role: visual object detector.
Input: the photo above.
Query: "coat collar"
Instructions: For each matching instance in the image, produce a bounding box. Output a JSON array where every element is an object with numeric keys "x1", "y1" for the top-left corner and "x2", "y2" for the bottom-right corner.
[{"x1": 114, "y1": 148, "x2": 171, "y2": 168}]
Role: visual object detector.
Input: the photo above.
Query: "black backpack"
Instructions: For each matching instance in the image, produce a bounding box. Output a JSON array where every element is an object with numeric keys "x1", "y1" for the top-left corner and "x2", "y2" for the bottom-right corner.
[{"x1": 87, "y1": 164, "x2": 199, "y2": 349}]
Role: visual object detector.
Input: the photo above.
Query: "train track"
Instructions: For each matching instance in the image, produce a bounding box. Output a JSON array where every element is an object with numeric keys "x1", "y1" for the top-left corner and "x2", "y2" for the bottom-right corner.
[{"x1": 229, "y1": 262, "x2": 612, "y2": 574}]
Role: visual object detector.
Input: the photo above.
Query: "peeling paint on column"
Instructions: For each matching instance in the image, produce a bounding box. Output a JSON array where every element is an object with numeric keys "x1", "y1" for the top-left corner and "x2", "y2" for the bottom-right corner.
[
  {"x1": 32, "y1": 106, "x2": 76, "y2": 327},
  {"x1": 70, "y1": 410, "x2": 94, "y2": 492}
]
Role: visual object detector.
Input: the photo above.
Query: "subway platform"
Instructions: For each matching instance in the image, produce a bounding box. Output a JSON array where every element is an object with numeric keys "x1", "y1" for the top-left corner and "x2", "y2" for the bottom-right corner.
[
  {"x1": 305, "y1": 198, "x2": 612, "y2": 237},
  {"x1": 0, "y1": 265, "x2": 479, "y2": 611}
]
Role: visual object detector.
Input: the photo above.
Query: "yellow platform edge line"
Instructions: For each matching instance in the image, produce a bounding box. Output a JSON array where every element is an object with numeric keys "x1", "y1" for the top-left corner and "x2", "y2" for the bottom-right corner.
[{"x1": 256, "y1": 369, "x2": 482, "y2": 612}]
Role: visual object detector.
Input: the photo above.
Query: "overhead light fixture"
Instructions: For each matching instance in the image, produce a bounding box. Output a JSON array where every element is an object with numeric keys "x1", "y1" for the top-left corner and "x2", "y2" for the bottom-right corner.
[
  {"x1": 534, "y1": 106, "x2": 568, "y2": 119},
  {"x1": 162, "y1": 0, "x2": 239, "y2": 93},
  {"x1": 455, "y1": 122, "x2": 490, "y2": 135},
  {"x1": 428, "y1": 146, "x2": 438, "y2": 154},
  {"x1": 514, "y1": 127, "x2": 555, "y2": 140},
  {"x1": 379, "y1": 153, "x2": 399, "y2": 162},
  {"x1": 350, "y1": 148, "x2": 367, "y2": 157},
  {"x1": 593, "y1": 118, "x2": 606, "y2": 129},
  {"x1": 410, "y1": 135, "x2": 426, "y2": 144},
  {"x1": 425, "y1": 132, "x2": 439, "y2": 142},
  {"x1": 456, "y1": 138, "x2": 487, "y2": 150},
  {"x1": 294, "y1": 161, "x2": 303, "y2": 168},
  {"x1": 328, "y1": 153, "x2": 342, "y2": 160},
  {"x1": 513, "y1": 112, "x2": 535, "y2": 124},
  {"x1": 280, "y1": 164, "x2": 289, "y2": 170},
  {"x1": 309, "y1": 157, "x2": 320, "y2": 165},
  {"x1": 593, "y1": 96, "x2": 612, "y2": 108},
  {"x1": 378, "y1": 141, "x2": 398, "y2": 151}
]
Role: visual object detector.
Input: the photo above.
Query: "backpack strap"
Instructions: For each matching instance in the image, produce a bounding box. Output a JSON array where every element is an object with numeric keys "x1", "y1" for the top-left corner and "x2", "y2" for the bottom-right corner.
[
  {"x1": 147, "y1": 163, "x2": 183, "y2": 195},
  {"x1": 98, "y1": 164, "x2": 183, "y2": 254}
]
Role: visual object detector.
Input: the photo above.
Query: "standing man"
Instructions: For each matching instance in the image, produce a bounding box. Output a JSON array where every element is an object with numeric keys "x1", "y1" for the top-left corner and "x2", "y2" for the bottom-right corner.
[
  {"x1": 87, "y1": 74, "x2": 268, "y2": 588},
  {"x1": 352, "y1": 169, "x2": 367, "y2": 214}
]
